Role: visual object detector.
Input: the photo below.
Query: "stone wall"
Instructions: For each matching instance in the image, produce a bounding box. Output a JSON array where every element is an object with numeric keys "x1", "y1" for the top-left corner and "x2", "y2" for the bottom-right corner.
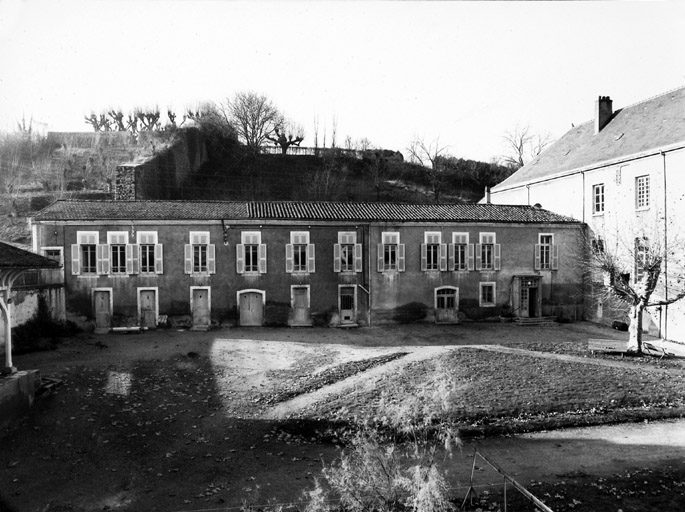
[{"x1": 114, "y1": 127, "x2": 207, "y2": 200}]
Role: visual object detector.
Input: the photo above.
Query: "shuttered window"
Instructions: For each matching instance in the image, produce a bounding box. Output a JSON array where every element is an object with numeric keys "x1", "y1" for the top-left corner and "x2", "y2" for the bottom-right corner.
[
  {"x1": 237, "y1": 231, "x2": 267, "y2": 274},
  {"x1": 421, "y1": 232, "x2": 447, "y2": 272},
  {"x1": 138, "y1": 231, "x2": 162, "y2": 274},
  {"x1": 378, "y1": 232, "x2": 405, "y2": 272},
  {"x1": 334, "y1": 232, "x2": 362, "y2": 273},
  {"x1": 185, "y1": 231, "x2": 215, "y2": 274},
  {"x1": 534, "y1": 234, "x2": 559, "y2": 271},
  {"x1": 286, "y1": 231, "x2": 314, "y2": 273},
  {"x1": 476, "y1": 233, "x2": 500, "y2": 271},
  {"x1": 72, "y1": 231, "x2": 99, "y2": 275}
]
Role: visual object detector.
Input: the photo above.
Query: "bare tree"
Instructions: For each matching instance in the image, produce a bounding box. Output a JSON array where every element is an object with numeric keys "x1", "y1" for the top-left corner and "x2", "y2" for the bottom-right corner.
[
  {"x1": 313, "y1": 116, "x2": 320, "y2": 152},
  {"x1": 304, "y1": 160, "x2": 347, "y2": 201},
  {"x1": 265, "y1": 119, "x2": 304, "y2": 154},
  {"x1": 406, "y1": 137, "x2": 449, "y2": 202},
  {"x1": 589, "y1": 221, "x2": 685, "y2": 353},
  {"x1": 84, "y1": 112, "x2": 112, "y2": 132},
  {"x1": 502, "y1": 124, "x2": 552, "y2": 170},
  {"x1": 330, "y1": 115, "x2": 338, "y2": 148},
  {"x1": 220, "y1": 91, "x2": 281, "y2": 154}
]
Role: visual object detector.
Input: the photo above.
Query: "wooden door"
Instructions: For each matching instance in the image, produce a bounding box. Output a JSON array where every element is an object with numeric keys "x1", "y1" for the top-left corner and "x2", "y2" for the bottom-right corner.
[
  {"x1": 192, "y1": 289, "x2": 210, "y2": 330},
  {"x1": 140, "y1": 290, "x2": 157, "y2": 329},
  {"x1": 292, "y1": 287, "x2": 310, "y2": 325},
  {"x1": 94, "y1": 290, "x2": 111, "y2": 334},
  {"x1": 435, "y1": 288, "x2": 459, "y2": 324},
  {"x1": 339, "y1": 286, "x2": 356, "y2": 324},
  {"x1": 520, "y1": 286, "x2": 530, "y2": 317},
  {"x1": 239, "y1": 291, "x2": 263, "y2": 326}
]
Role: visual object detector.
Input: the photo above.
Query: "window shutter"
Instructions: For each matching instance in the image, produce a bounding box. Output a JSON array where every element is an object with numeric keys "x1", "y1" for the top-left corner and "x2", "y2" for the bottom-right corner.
[
  {"x1": 184, "y1": 244, "x2": 192, "y2": 274},
  {"x1": 467, "y1": 244, "x2": 475, "y2": 271},
  {"x1": 236, "y1": 244, "x2": 245, "y2": 274},
  {"x1": 126, "y1": 244, "x2": 138, "y2": 274},
  {"x1": 439, "y1": 243, "x2": 448, "y2": 271},
  {"x1": 420, "y1": 243, "x2": 427, "y2": 271},
  {"x1": 97, "y1": 244, "x2": 110, "y2": 275},
  {"x1": 155, "y1": 244, "x2": 164, "y2": 274},
  {"x1": 307, "y1": 244, "x2": 316, "y2": 273},
  {"x1": 207, "y1": 244, "x2": 216, "y2": 274},
  {"x1": 285, "y1": 243, "x2": 294, "y2": 273},
  {"x1": 333, "y1": 244, "x2": 341, "y2": 273},
  {"x1": 475, "y1": 244, "x2": 482, "y2": 271},
  {"x1": 494, "y1": 244, "x2": 501, "y2": 271},
  {"x1": 448, "y1": 243, "x2": 455, "y2": 271},
  {"x1": 552, "y1": 244, "x2": 559, "y2": 270},
  {"x1": 534, "y1": 244, "x2": 541, "y2": 271},
  {"x1": 71, "y1": 244, "x2": 80, "y2": 275},
  {"x1": 398, "y1": 244, "x2": 406, "y2": 272},
  {"x1": 354, "y1": 244, "x2": 363, "y2": 273},
  {"x1": 377, "y1": 244, "x2": 384, "y2": 272},
  {"x1": 258, "y1": 244, "x2": 267, "y2": 273}
]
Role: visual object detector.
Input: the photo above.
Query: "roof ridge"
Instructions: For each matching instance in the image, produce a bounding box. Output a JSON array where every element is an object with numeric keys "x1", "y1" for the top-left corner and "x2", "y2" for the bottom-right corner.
[{"x1": 618, "y1": 84, "x2": 685, "y2": 111}]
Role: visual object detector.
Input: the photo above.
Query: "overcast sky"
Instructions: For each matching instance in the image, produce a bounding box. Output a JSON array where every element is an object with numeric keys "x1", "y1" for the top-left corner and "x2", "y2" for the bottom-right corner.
[{"x1": 1, "y1": 0, "x2": 684, "y2": 162}]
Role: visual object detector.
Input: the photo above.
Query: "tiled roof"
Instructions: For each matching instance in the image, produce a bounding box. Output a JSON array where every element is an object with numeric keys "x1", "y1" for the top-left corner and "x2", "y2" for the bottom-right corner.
[
  {"x1": 0, "y1": 242, "x2": 60, "y2": 269},
  {"x1": 493, "y1": 87, "x2": 685, "y2": 191},
  {"x1": 32, "y1": 200, "x2": 581, "y2": 224}
]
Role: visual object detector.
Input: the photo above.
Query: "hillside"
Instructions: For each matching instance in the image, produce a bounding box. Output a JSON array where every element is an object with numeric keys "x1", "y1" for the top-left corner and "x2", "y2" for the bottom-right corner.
[{"x1": 0, "y1": 128, "x2": 512, "y2": 246}]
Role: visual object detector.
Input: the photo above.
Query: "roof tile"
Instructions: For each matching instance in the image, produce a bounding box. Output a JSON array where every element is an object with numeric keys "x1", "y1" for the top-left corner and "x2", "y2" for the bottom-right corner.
[{"x1": 33, "y1": 200, "x2": 581, "y2": 224}]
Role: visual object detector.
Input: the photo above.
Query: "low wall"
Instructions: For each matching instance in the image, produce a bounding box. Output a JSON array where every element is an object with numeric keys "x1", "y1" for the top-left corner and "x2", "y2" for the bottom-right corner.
[{"x1": 0, "y1": 370, "x2": 40, "y2": 430}]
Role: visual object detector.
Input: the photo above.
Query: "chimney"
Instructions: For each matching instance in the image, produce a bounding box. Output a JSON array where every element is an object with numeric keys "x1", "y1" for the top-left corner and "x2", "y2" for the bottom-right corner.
[
  {"x1": 595, "y1": 95, "x2": 613, "y2": 134},
  {"x1": 484, "y1": 186, "x2": 491, "y2": 204}
]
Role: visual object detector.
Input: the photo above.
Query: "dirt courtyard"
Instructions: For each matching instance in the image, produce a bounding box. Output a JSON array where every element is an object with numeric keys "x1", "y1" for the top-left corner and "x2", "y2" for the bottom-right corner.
[{"x1": 2, "y1": 321, "x2": 685, "y2": 512}]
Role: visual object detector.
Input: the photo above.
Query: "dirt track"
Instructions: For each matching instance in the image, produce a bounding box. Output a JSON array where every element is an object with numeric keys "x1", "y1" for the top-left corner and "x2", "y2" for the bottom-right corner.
[{"x1": 3, "y1": 322, "x2": 685, "y2": 511}]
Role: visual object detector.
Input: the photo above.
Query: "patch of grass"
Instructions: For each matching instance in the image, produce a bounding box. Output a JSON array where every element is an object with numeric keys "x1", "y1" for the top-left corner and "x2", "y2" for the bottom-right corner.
[
  {"x1": 261, "y1": 352, "x2": 409, "y2": 405},
  {"x1": 308, "y1": 348, "x2": 685, "y2": 434}
]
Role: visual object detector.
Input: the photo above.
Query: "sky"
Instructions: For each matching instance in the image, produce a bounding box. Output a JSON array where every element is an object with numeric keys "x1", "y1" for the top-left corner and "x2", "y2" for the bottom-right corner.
[{"x1": 1, "y1": 0, "x2": 684, "y2": 163}]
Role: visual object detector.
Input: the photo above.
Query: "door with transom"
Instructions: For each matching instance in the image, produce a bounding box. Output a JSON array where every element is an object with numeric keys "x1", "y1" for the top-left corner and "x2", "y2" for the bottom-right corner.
[
  {"x1": 191, "y1": 288, "x2": 210, "y2": 330},
  {"x1": 93, "y1": 289, "x2": 112, "y2": 334},
  {"x1": 291, "y1": 286, "x2": 311, "y2": 326},
  {"x1": 435, "y1": 287, "x2": 459, "y2": 324},
  {"x1": 139, "y1": 289, "x2": 157, "y2": 329},
  {"x1": 339, "y1": 286, "x2": 357, "y2": 325}
]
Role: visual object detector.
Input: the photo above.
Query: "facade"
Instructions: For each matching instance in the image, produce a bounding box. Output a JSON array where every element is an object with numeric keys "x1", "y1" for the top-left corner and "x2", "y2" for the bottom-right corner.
[
  {"x1": 488, "y1": 87, "x2": 685, "y2": 341},
  {"x1": 31, "y1": 200, "x2": 585, "y2": 331}
]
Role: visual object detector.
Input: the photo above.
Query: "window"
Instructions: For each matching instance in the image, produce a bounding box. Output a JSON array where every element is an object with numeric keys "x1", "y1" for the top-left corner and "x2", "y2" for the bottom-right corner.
[
  {"x1": 636, "y1": 175, "x2": 650, "y2": 209},
  {"x1": 593, "y1": 184, "x2": 604, "y2": 214},
  {"x1": 635, "y1": 237, "x2": 649, "y2": 282},
  {"x1": 286, "y1": 232, "x2": 315, "y2": 273},
  {"x1": 476, "y1": 233, "x2": 500, "y2": 271},
  {"x1": 185, "y1": 232, "x2": 216, "y2": 274},
  {"x1": 138, "y1": 231, "x2": 163, "y2": 274},
  {"x1": 42, "y1": 247, "x2": 63, "y2": 266},
  {"x1": 449, "y1": 233, "x2": 473, "y2": 271},
  {"x1": 377, "y1": 232, "x2": 405, "y2": 272},
  {"x1": 421, "y1": 232, "x2": 447, "y2": 272},
  {"x1": 479, "y1": 282, "x2": 496, "y2": 307},
  {"x1": 436, "y1": 288, "x2": 457, "y2": 309},
  {"x1": 591, "y1": 237, "x2": 605, "y2": 255},
  {"x1": 107, "y1": 232, "x2": 129, "y2": 275},
  {"x1": 71, "y1": 231, "x2": 99, "y2": 275},
  {"x1": 334, "y1": 232, "x2": 362, "y2": 273},
  {"x1": 535, "y1": 234, "x2": 559, "y2": 271},
  {"x1": 237, "y1": 231, "x2": 267, "y2": 274}
]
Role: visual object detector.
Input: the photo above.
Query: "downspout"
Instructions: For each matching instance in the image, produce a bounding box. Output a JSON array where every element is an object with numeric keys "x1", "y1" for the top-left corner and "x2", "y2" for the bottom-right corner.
[
  {"x1": 661, "y1": 150, "x2": 668, "y2": 339},
  {"x1": 581, "y1": 171, "x2": 586, "y2": 223}
]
